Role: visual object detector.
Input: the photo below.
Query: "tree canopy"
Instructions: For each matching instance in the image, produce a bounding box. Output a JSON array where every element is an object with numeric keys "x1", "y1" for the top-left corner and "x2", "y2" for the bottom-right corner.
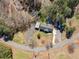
[{"x1": 40, "y1": 0, "x2": 79, "y2": 19}]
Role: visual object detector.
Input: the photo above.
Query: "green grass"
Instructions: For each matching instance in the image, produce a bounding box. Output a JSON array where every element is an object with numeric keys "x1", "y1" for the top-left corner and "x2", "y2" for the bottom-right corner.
[
  {"x1": 13, "y1": 49, "x2": 32, "y2": 59},
  {"x1": 13, "y1": 32, "x2": 25, "y2": 44}
]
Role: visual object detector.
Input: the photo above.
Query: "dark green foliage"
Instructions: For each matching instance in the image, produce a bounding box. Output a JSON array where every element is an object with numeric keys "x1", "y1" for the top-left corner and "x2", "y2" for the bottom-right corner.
[
  {"x1": 63, "y1": 7, "x2": 72, "y2": 18},
  {"x1": 39, "y1": 0, "x2": 78, "y2": 34},
  {"x1": 0, "y1": 25, "x2": 11, "y2": 35},
  {"x1": 66, "y1": 27, "x2": 75, "y2": 39},
  {"x1": 0, "y1": 25, "x2": 11, "y2": 34},
  {"x1": 67, "y1": 0, "x2": 79, "y2": 17},
  {"x1": 50, "y1": 0, "x2": 72, "y2": 19},
  {"x1": 40, "y1": 16, "x2": 46, "y2": 23},
  {"x1": 0, "y1": 23, "x2": 13, "y2": 41},
  {"x1": 49, "y1": 4, "x2": 59, "y2": 19},
  {"x1": 40, "y1": 0, "x2": 79, "y2": 19},
  {"x1": 38, "y1": 12, "x2": 46, "y2": 22},
  {"x1": 68, "y1": 0, "x2": 79, "y2": 9},
  {"x1": 0, "y1": 43, "x2": 12, "y2": 59}
]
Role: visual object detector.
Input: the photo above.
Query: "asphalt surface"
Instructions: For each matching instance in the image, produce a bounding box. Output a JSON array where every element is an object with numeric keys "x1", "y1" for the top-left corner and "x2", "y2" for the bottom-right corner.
[{"x1": 1, "y1": 32, "x2": 78, "y2": 52}]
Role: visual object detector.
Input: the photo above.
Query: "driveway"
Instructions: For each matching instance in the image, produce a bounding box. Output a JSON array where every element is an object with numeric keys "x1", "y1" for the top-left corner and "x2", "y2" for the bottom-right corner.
[{"x1": 24, "y1": 23, "x2": 36, "y2": 44}]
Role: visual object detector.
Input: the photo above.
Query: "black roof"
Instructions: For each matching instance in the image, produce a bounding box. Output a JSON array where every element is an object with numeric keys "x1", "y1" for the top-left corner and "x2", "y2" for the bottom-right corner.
[{"x1": 39, "y1": 24, "x2": 53, "y2": 33}]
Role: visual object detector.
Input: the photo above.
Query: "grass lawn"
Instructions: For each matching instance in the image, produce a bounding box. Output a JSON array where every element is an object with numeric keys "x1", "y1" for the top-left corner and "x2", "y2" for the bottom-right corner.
[
  {"x1": 13, "y1": 49, "x2": 33, "y2": 59},
  {"x1": 13, "y1": 32, "x2": 26, "y2": 44}
]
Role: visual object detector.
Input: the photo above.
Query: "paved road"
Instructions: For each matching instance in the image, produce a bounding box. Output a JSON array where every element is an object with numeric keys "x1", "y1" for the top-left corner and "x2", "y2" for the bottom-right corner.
[
  {"x1": 3, "y1": 38, "x2": 74, "y2": 52},
  {"x1": 0, "y1": 33, "x2": 78, "y2": 52},
  {"x1": 4, "y1": 41, "x2": 47, "y2": 52},
  {"x1": 54, "y1": 33, "x2": 79, "y2": 48},
  {"x1": 0, "y1": 39, "x2": 74, "y2": 52}
]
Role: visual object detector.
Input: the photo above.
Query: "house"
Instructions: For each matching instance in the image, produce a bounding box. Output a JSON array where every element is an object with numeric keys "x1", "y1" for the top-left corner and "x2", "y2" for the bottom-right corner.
[
  {"x1": 40, "y1": 24, "x2": 53, "y2": 33},
  {"x1": 35, "y1": 22, "x2": 53, "y2": 33}
]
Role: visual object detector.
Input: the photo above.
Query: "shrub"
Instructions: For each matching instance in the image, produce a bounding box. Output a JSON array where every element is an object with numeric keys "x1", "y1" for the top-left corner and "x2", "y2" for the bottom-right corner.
[
  {"x1": 66, "y1": 27, "x2": 75, "y2": 39},
  {"x1": 0, "y1": 25, "x2": 12, "y2": 41},
  {"x1": 0, "y1": 25, "x2": 8, "y2": 35},
  {"x1": 0, "y1": 43, "x2": 12, "y2": 59},
  {"x1": 37, "y1": 33, "x2": 41, "y2": 39},
  {"x1": 13, "y1": 32, "x2": 25, "y2": 44}
]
